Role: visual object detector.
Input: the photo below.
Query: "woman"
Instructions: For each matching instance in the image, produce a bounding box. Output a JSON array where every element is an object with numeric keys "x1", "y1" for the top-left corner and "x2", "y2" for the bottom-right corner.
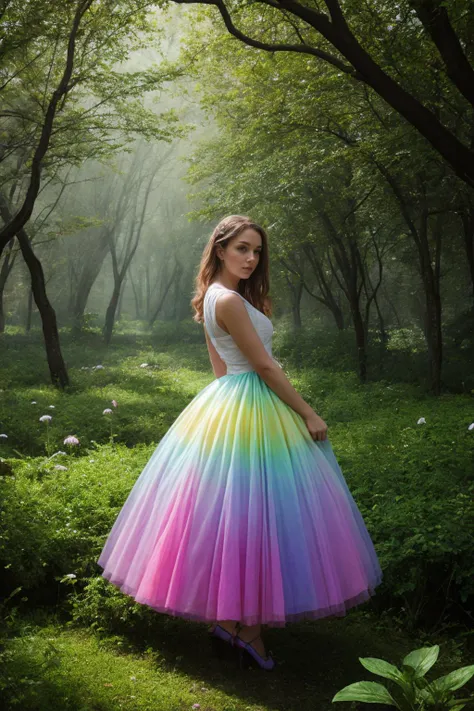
[{"x1": 97, "y1": 215, "x2": 383, "y2": 672}]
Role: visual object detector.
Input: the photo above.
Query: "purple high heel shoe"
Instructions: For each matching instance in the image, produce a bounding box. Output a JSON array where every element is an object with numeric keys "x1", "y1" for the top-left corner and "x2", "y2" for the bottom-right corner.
[
  {"x1": 208, "y1": 624, "x2": 238, "y2": 660},
  {"x1": 234, "y1": 633, "x2": 276, "y2": 671}
]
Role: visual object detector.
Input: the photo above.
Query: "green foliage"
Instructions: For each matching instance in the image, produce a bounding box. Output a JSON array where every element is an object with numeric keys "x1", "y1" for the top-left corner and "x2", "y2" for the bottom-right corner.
[
  {"x1": 0, "y1": 332, "x2": 210, "y2": 456},
  {"x1": 332, "y1": 644, "x2": 474, "y2": 709},
  {"x1": 0, "y1": 0, "x2": 187, "y2": 213},
  {"x1": 386, "y1": 327, "x2": 429, "y2": 354},
  {"x1": 329, "y1": 388, "x2": 474, "y2": 627},
  {"x1": 273, "y1": 318, "x2": 359, "y2": 372},
  {"x1": 0, "y1": 444, "x2": 153, "y2": 592},
  {"x1": 176, "y1": 2, "x2": 474, "y2": 399},
  {"x1": 68, "y1": 574, "x2": 157, "y2": 635},
  {"x1": 149, "y1": 319, "x2": 207, "y2": 346}
]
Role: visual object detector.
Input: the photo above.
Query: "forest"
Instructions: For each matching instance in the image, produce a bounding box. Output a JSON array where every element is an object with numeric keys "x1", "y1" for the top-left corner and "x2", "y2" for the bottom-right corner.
[{"x1": 0, "y1": 1, "x2": 473, "y2": 709}]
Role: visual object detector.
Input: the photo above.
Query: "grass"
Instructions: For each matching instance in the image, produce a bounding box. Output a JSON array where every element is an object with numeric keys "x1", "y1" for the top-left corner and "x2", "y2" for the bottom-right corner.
[
  {"x1": 2, "y1": 606, "x2": 472, "y2": 711},
  {"x1": 1, "y1": 326, "x2": 473, "y2": 459}
]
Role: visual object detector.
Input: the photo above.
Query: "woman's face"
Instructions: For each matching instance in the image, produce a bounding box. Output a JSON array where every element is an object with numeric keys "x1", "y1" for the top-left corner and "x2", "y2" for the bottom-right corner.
[{"x1": 217, "y1": 227, "x2": 262, "y2": 280}]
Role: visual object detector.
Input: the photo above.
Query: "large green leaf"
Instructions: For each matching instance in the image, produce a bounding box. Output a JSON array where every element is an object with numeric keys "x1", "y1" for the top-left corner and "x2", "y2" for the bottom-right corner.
[
  {"x1": 332, "y1": 681, "x2": 398, "y2": 706},
  {"x1": 402, "y1": 645, "x2": 439, "y2": 677},
  {"x1": 430, "y1": 665, "x2": 474, "y2": 693},
  {"x1": 359, "y1": 656, "x2": 406, "y2": 685}
]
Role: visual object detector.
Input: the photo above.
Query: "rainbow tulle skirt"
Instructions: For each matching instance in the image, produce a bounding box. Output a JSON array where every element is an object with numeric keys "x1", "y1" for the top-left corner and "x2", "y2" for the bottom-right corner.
[{"x1": 97, "y1": 371, "x2": 383, "y2": 627}]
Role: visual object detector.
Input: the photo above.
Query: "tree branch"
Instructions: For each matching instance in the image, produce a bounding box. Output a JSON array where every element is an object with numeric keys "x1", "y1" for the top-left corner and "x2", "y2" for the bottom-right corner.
[
  {"x1": 0, "y1": 0, "x2": 94, "y2": 256},
  {"x1": 171, "y1": 0, "x2": 474, "y2": 187},
  {"x1": 410, "y1": 0, "x2": 474, "y2": 109},
  {"x1": 173, "y1": 0, "x2": 359, "y2": 76}
]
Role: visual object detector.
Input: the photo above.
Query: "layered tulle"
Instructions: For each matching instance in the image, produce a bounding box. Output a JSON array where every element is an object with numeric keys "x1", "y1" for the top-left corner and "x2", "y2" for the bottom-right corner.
[{"x1": 97, "y1": 371, "x2": 383, "y2": 627}]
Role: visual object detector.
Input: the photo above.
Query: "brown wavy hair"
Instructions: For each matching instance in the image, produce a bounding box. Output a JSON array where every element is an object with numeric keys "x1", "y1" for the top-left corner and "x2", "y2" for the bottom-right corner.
[{"x1": 191, "y1": 214, "x2": 272, "y2": 324}]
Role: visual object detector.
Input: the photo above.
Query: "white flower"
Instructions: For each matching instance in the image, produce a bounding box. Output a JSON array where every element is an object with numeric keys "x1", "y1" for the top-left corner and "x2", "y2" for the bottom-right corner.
[
  {"x1": 417, "y1": 417, "x2": 426, "y2": 425},
  {"x1": 0, "y1": 434, "x2": 8, "y2": 439},
  {"x1": 468, "y1": 422, "x2": 474, "y2": 431},
  {"x1": 65, "y1": 573, "x2": 76, "y2": 579},
  {"x1": 111, "y1": 400, "x2": 118, "y2": 408},
  {"x1": 94, "y1": 364, "x2": 104, "y2": 370},
  {"x1": 103, "y1": 408, "x2": 113, "y2": 415},
  {"x1": 49, "y1": 405, "x2": 55, "y2": 409},
  {"x1": 31, "y1": 401, "x2": 37, "y2": 404},
  {"x1": 64, "y1": 435, "x2": 80, "y2": 445},
  {"x1": 140, "y1": 363, "x2": 149, "y2": 368},
  {"x1": 130, "y1": 676, "x2": 137, "y2": 681},
  {"x1": 39, "y1": 415, "x2": 52, "y2": 423},
  {"x1": 89, "y1": 459, "x2": 95, "y2": 463},
  {"x1": 54, "y1": 465, "x2": 68, "y2": 471}
]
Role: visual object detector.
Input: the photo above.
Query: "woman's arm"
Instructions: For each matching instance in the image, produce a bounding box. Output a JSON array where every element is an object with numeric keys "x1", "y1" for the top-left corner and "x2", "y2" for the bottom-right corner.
[
  {"x1": 215, "y1": 293, "x2": 328, "y2": 440},
  {"x1": 204, "y1": 324, "x2": 227, "y2": 378}
]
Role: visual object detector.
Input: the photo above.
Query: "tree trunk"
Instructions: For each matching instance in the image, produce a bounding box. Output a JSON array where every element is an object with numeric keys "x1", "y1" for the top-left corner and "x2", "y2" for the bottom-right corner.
[
  {"x1": 373, "y1": 290, "x2": 389, "y2": 347},
  {"x1": 0, "y1": 290, "x2": 5, "y2": 333},
  {"x1": 288, "y1": 278, "x2": 303, "y2": 330},
  {"x1": 0, "y1": 191, "x2": 69, "y2": 387},
  {"x1": 71, "y1": 229, "x2": 111, "y2": 332},
  {"x1": 419, "y1": 212, "x2": 443, "y2": 395},
  {"x1": 283, "y1": 273, "x2": 304, "y2": 370},
  {"x1": 422, "y1": 284, "x2": 442, "y2": 395},
  {"x1": 67, "y1": 259, "x2": 80, "y2": 317},
  {"x1": 351, "y1": 300, "x2": 367, "y2": 382},
  {"x1": 373, "y1": 163, "x2": 444, "y2": 394},
  {"x1": 382, "y1": 282, "x2": 403, "y2": 330},
  {"x1": 172, "y1": 272, "x2": 179, "y2": 321},
  {"x1": 130, "y1": 268, "x2": 141, "y2": 320},
  {"x1": 149, "y1": 262, "x2": 180, "y2": 326},
  {"x1": 117, "y1": 275, "x2": 127, "y2": 322},
  {"x1": 103, "y1": 158, "x2": 157, "y2": 343},
  {"x1": 19, "y1": 233, "x2": 69, "y2": 387},
  {"x1": 320, "y1": 210, "x2": 369, "y2": 382},
  {"x1": 103, "y1": 286, "x2": 121, "y2": 346},
  {"x1": 459, "y1": 206, "x2": 474, "y2": 302},
  {"x1": 302, "y1": 236, "x2": 348, "y2": 330},
  {"x1": 145, "y1": 262, "x2": 151, "y2": 320},
  {"x1": 26, "y1": 286, "x2": 33, "y2": 333},
  {"x1": 0, "y1": 239, "x2": 16, "y2": 333}
]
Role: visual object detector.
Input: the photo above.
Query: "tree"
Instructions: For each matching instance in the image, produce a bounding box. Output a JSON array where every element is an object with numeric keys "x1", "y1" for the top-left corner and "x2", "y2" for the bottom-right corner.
[
  {"x1": 102, "y1": 144, "x2": 166, "y2": 344},
  {"x1": 0, "y1": 240, "x2": 17, "y2": 333},
  {"x1": 172, "y1": 0, "x2": 474, "y2": 189},
  {"x1": 179, "y1": 9, "x2": 470, "y2": 392},
  {"x1": 0, "y1": 0, "x2": 95, "y2": 253},
  {"x1": 0, "y1": 0, "x2": 186, "y2": 386},
  {"x1": 0, "y1": 191, "x2": 70, "y2": 386}
]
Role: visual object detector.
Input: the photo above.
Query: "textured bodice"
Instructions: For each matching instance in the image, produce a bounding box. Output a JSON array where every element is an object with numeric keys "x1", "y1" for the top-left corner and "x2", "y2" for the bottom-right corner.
[{"x1": 203, "y1": 282, "x2": 281, "y2": 375}]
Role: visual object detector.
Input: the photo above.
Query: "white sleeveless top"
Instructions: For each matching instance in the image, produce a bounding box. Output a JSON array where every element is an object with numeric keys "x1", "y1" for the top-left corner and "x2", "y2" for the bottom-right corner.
[{"x1": 203, "y1": 282, "x2": 282, "y2": 375}]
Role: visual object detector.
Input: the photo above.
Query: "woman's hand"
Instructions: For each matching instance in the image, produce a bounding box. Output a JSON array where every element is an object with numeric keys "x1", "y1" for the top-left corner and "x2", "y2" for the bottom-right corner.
[{"x1": 304, "y1": 411, "x2": 328, "y2": 441}]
